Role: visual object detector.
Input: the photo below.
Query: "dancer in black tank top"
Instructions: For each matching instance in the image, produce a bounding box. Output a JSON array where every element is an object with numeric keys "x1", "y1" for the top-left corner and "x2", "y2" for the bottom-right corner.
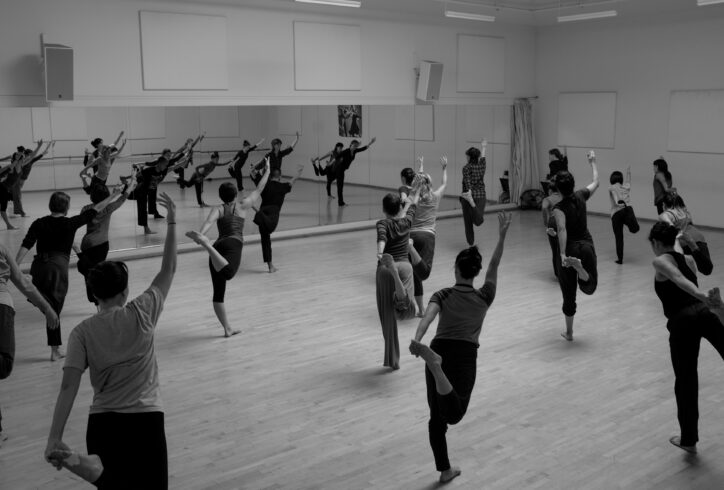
[
  {"x1": 649, "y1": 222, "x2": 724, "y2": 454},
  {"x1": 186, "y1": 158, "x2": 270, "y2": 337}
]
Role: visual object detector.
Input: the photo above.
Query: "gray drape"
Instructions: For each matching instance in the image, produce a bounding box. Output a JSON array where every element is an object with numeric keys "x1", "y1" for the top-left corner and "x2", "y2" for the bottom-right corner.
[{"x1": 510, "y1": 98, "x2": 540, "y2": 204}]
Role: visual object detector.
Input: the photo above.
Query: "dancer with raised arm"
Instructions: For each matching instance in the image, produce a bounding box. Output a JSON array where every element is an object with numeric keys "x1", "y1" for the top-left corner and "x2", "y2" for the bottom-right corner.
[
  {"x1": 16, "y1": 190, "x2": 118, "y2": 360},
  {"x1": 609, "y1": 167, "x2": 640, "y2": 264},
  {"x1": 187, "y1": 159, "x2": 270, "y2": 337},
  {"x1": 254, "y1": 164, "x2": 304, "y2": 273},
  {"x1": 459, "y1": 140, "x2": 487, "y2": 246},
  {"x1": 79, "y1": 139, "x2": 127, "y2": 191},
  {"x1": 135, "y1": 148, "x2": 185, "y2": 234},
  {"x1": 658, "y1": 191, "x2": 712, "y2": 275},
  {"x1": 542, "y1": 176, "x2": 562, "y2": 278},
  {"x1": 13, "y1": 140, "x2": 55, "y2": 217},
  {"x1": 0, "y1": 141, "x2": 43, "y2": 228},
  {"x1": 547, "y1": 147, "x2": 568, "y2": 178},
  {"x1": 45, "y1": 193, "x2": 177, "y2": 489},
  {"x1": 551, "y1": 151, "x2": 600, "y2": 341},
  {"x1": 649, "y1": 222, "x2": 724, "y2": 455},
  {"x1": 410, "y1": 211, "x2": 512, "y2": 484},
  {"x1": 0, "y1": 245, "x2": 59, "y2": 447},
  {"x1": 334, "y1": 137, "x2": 376, "y2": 207},
  {"x1": 178, "y1": 151, "x2": 232, "y2": 207},
  {"x1": 653, "y1": 157, "x2": 673, "y2": 214},
  {"x1": 83, "y1": 132, "x2": 124, "y2": 169},
  {"x1": 311, "y1": 142, "x2": 344, "y2": 200},
  {"x1": 250, "y1": 132, "x2": 299, "y2": 185},
  {"x1": 172, "y1": 134, "x2": 205, "y2": 186},
  {"x1": 228, "y1": 138, "x2": 264, "y2": 191}
]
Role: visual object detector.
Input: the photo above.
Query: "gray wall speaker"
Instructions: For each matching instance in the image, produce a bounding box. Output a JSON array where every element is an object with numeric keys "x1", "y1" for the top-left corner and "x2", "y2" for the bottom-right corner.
[
  {"x1": 44, "y1": 44, "x2": 74, "y2": 101},
  {"x1": 416, "y1": 61, "x2": 443, "y2": 101}
]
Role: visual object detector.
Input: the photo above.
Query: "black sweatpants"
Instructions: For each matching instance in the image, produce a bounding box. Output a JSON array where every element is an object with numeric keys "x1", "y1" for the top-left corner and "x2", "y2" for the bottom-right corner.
[
  {"x1": 135, "y1": 189, "x2": 149, "y2": 227},
  {"x1": 425, "y1": 338, "x2": 478, "y2": 472},
  {"x1": 558, "y1": 240, "x2": 598, "y2": 317},
  {"x1": 30, "y1": 254, "x2": 69, "y2": 347},
  {"x1": 319, "y1": 163, "x2": 337, "y2": 198},
  {"x1": 666, "y1": 304, "x2": 724, "y2": 446},
  {"x1": 459, "y1": 196, "x2": 486, "y2": 246},
  {"x1": 78, "y1": 242, "x2": 111, "y2": 303},
  {"x1": 210, "y1": 237, "x2": 243, "y2": 302},
  {"x1": 611, "y1": 206, "x2": 640, "y2": 262},
  {"x1": 254, "y1": 205, "x2": 281, "y2": 263},
  {"x1": 87, "y1": 411, "x2": 167, "y2": 490},
  {"x1": 410, "y1": 231, "x2": 436, "y2": 297},
  {"x1": 0, "y1": 304, "x2": 16, "y2": 433}
]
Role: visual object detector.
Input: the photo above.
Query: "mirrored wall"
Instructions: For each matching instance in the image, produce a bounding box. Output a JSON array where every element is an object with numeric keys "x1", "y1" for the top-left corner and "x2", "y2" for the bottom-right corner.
[{"x1": 0, "y1": 104, "x2": 512, "y2": 262}]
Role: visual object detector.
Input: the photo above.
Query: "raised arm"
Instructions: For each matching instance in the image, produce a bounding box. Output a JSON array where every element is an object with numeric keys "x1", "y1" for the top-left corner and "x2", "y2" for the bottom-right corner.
[
  {"x1": 288, "y1": 131, "x2": 300, "y2": 150},
  {"x1": 27, "y1": 139, "x2": 43, "y2": 160},
  {"x1": 288, "y1": 164, "x2": 305, "y2": 187},
  {"x1": 625, "y1": 165, "x2": 631, "y2": 185},
  {"x1": 113, "y1": 131, "x2": 125, "y2": 147},
  {"x1": 240, "y1": 158, "x2": 270, "y2": 209},
  {"x1": 150, "y1": 193, "x2": 177, "y2": 298},
  {"x1": 433, "y1": 156, "x2": 448, "y2": 196},
  {"x1": 480, "y1": 139, "x2": 488, "y2": 159},
  {"x1": 91, "y1": 186, "x2": 123, "y2": 213},
  {"x1": 483, "y1": 212, "x2": 512, "y2": 286},
  {"x1": 356, "y1": 137, "x2": 376, "y2": 153},
  {"x1": 585, "y1": 151, "x2": 600, "y2": 196}
]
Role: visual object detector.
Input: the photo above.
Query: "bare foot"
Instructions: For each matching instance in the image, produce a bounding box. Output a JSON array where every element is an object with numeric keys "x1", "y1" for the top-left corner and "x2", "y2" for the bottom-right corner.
[
  {"x1": 6, "y1": 225, "x2": 17, "y2": 230},
  {"x1": 224, "y1": 329, "x2": 241, "y2": 338},
  {"x1": 327, "y1": 195, "x2": 335, "y2": 200},
  {"x1": 50, "y1": 348, "x2": 66, "y2": 361},
  {"x1": 268, "y1": 263, "x2": 278, "y2": 273},
  {"x1": 561, "y1": 332, "x2": 573, "y2": 342},
  {"x1": 410, "y1": 340, "x2": 442, "y2": 367},
  {"x1": 461, "y1": 190, "x2": 475, "y2": 206},
  {"x1": 185, "y1": 230, "x2": 211, "y2": 246},
  {"x1": 379, "y1": 253, "x2": 395, "y2": 270},
  {"x1": 49, "y1": 449, "x2": 104, "y2": 483},
  {"x1": 440, "y1": 466, "x2": 461, "y2": 483}
]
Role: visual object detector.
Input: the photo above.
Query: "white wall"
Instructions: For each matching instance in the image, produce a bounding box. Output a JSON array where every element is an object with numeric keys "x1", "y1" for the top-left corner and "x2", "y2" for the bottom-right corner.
[
  {"x1": 535, "y1": 15, "x2": 724, "y2": 227},
  {"x1": 0, "y1": 0, "x2": 536, "y2": 108}
]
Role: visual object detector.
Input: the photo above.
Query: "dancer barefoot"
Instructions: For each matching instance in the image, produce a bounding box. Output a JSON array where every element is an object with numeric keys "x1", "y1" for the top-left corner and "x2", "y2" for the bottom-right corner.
[
  {"x1": 410, "y1": 211, "x2": 512, "y2": 484},
  {"x1": 187, "y1": 158, "x2": 270, "y2": 337}
]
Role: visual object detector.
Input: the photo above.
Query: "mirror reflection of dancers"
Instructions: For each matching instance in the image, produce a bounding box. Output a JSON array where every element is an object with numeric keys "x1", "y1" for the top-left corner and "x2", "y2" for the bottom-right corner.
[
  {"x1": 609, "y1": 167, "x2": 640, "y2": 265},
  {"x1": 375, "y1": 186, "x2": 420, "y2": 370},
  {"x1": 0, "y1": 141, "x2": 44, "y2": 228},
  {"x1": 178, "y1": 152, "x2": 232, "y2": 207},
  {"x1": 79, "y1": 139, "x2": 126, "y2": 192},
  {"x1": 172, "y1": 134, "x2": 204, "y2": 186},
  {"x1": 135, "y1": 149, "x2": 187, "y2": 234},
  {"x1": 13, "y1": 140, "x2": 55, "y2": 217},
  {"x1": 649, "y1": 222, "x2": 724, "y2": 455},
  {"x1": 335, "y1": 137, "x2": 376, "y2": 207},
  {"x1": 0, "y1": 244, "x2": 59, "y2": 447},
  {"x1": 542, "y1": 175, "x2": 562, "y2": 278},
  {"x1": 77, "y1": 181, "x2": 134, "y2": 305},
  {"x1": 250, "y1": 132, "x2": 299, "y2": 185},
  {"x1": 547, "y1": 146, "x2": 568, "y2": 178},
  {"x1": 83, "y1": 132, "x2": 124, "y2": 169},
  {"x1": 459, "y1": 140, "x2": 487, "y2": 246},
  {"x1": 410, "y1": 212, "x2": 512, "y2": 484},
  {"x1": 228, "y1": 138, "x2": 264, "y2": 191},
  {"x1": 186, "y1": 159, "x2": 271, "y2": 337},
  {"x1": 15, "y1": 191, "x2": 119, "y2": 361},
  {"x1": 45, "y1": 193, "x2": 177, "y2": 489},
  {"x1": 549, "y1": 152, "x2": 599, "y2": 341},
  {"x1": 398, "y1": 165, "x2": 416, "y2": 201},
  {"x1": 253, "y1": 164, "x2": 304, "y2": 273},
  {"x1": 311, "y1": 142, "x2": 344, "y2": 200},
  {"x1": 652, "y1": 157, "x2": 673, "y2": 214},
  {"x1": 658, "y1": 191, "x2": 712, "y2": 275}
]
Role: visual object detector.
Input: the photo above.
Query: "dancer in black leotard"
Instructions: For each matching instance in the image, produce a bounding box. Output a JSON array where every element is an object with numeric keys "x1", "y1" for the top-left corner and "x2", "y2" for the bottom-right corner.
[
  {"x1": 228, "y1": 138, "x2": 265, "y2": 191},
  {"x1": 13, "y1": 140, "x2": 54, "y2": 217},
  {"x1": 649, "y1": 222, "x2": 724, "y2": 455},
  {"x1": 409, "y1": 212, "x2": 511, "y2": 484},
  {"x1": 334, "y1": 137, "x2": 376, "y2": 207},
  {"x1": 178, "y1": 152, "x2": 231, "y2": 207},
  {"x1": 250, "y1": 133, "x2": 299, "y2": 185},
  {"x1": 312, "y1": 143, "x2": 344, "y2": 200},
  {"x1": 187, "y1": 159, "x2": 271, "y2": 337}
]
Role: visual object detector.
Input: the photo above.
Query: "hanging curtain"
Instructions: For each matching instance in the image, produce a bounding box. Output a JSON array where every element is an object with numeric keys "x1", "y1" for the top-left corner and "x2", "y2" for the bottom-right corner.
[{"x1": 510, "y1": 98, "x2": 540, "y2": 204}]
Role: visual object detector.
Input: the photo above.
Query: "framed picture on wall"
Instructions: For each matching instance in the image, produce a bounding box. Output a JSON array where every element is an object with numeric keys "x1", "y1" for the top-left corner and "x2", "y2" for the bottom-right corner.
[{"x1": 338, "y1": 105, "x2": 362, "y2": 138}]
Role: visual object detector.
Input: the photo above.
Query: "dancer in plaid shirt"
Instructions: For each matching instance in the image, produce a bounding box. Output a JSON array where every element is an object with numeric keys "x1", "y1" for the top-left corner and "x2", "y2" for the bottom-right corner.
[{"x1": 459, "y1": 140, "x2": 487, "y2": 246}]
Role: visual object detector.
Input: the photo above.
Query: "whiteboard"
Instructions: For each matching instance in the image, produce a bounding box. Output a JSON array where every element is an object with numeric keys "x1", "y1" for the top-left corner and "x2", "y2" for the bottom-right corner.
[
  {"x1": 557, "y1": 92, "x2": 616, "y2": 148},
  {"x1": 294, "y1": 22, "x2": 361, "y2": 91},
  {"x1": 456, "y1": 35, "x2": 505, "y2": 93},
  {"x1": 139, "y1": 11, "x2": 228, "y2": 90},
  {"x1": 668, "y1": 90, "x2": 724, "y2": 154},
  {"x1": 394, "y1": 105, "x2": 434, "y2": 141}
]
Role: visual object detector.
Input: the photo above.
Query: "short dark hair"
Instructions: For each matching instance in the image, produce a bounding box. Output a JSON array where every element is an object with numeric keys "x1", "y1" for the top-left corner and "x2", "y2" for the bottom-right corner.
[
  {"x1": 465, "y1": 147, "x2": 481, "y2": 164},
  {"x1": 400, "y1": 167, "x2": 415, "y2": 186},
  {"x1": 88, "y1": 261, "x2": 129, "y2": 300},
  {"x1": 210, "y1": 151, "x2": 219, "y2": 159},
  {"x1": 554, "y1": 170, "x2": 575, "y2": 197},
  {"x1": 549, "y1": 148, "x2": 564, "y2": 161},
  {"x1": 271, "y1": 168, "x2": 282, "y2": 179},
  {"x1": 242, "y1": 140, "x2": 251, "y2": 147},
  {"x1": 16, "y1": 146, "x2": 26, "y2": 153},
  {"x1": 350, "y1": 140, "x2": 360, "y2": 146},
  {"x1": 218, "y1": 182, "x2": 238, "y2": 203},
  {"x1": 90, "y1": 184, "x2": 110, "y2": 204},
  {"x1": 90, "y1": 138, "x2": 103, "y2": 148},
  {"x1": 610, "y1": 171, "x2": 623, "y2": 185},
  {"x1": 455, "y1": 246, "x2": 483, "y2": 279},
  {"x1": 382, "y1": 193, "x2": 402, "y2": 216},
  {"x1": 335, "y1": 142, "x2": 344, "y2": 150},
  {"x1": 648, "y1": 222, "x2": 678, "y2": 247},
  {"x1": 271, "y1": 138, "x2": 282, "y2": 146},
  {"x1": 653, "y1": 158, "x2": 668, "y2": 173},
  {"x1": 662, "y1": 190, "x2": 685, "y2": 210},
  {"x1": 49, "y1": 191, "x2": 71, "y2": 214}
]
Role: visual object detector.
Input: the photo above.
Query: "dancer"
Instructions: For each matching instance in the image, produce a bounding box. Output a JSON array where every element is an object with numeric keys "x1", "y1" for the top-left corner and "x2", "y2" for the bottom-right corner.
[
  {"x1": 79, "y1": 139, "x2": 127, "y2": 190},
  {"x1": 13, "y1": 140, "x2": 55, "y2": 217},
  {"x1": 83, "y1": 132, "x2": 124, "y2": 169},
  {"x1": 135, "y1": 148, "x2": 186, "y2": 233},
  {"x1": 547, "y1": 147, "x2": 568, "y2": 178},
  {"x1": 228, "y1": 138, "x2": 265, "y2": 191},
  {"x1": 0, "y1": 244, "x2": 59, "y2": 446},
  {"x1": 649, "y1": 222, "x2": 724, "y2": 455},
  {"x1": 254, "y1": 164, "x2": 304, "y2": 273},
  {"x1": 45, "y1": 193, "x2": 177, "y2": 489},
  {"x1": 653, "y1": 157, "x2": 673, "y2": 214},
  {"x1": 408, "y1": 156, "x2": 447, "y2": 314},
  {"x1": 542, "y1": 176, "x2": 562, "y2": 278},
  {"x1": 334, "y1": 137, "x2": 376, "y2": 207},
  {"x1": 178, "y1": 151, "x2": 231, "y2": 207},
  {"x1": 77, "y1": 181, "x2": 134, "y2": 304},
  {"x1": 410, "y1": 212, "x2": 512, "y2": 483},
  {"x1": 609, "y1": 167, "x2": 640, "y2": 264},
  {"x1": 551, "y1": 151, "x2": 599, "y2": 341},
  {"x1": 659, "y1": 191, "x2": 712, "y2": 275},
  {"x1": 459, "y1": 139, "x2": 487, "y2": 246},
  {"x1": 187, "y1": 158, "x2": 270, "y2": 337},
  {"x1": 399, "y1": 166, "x2": 416, "y2": 201},
  {"x1": 16, "y1": 190, "x2": 118, "y2": 360},
  {"x1": 311, "y1": 142, "x2": 344, "y2": 200},
  {"x1": 375, "y1": 186, "x2": 421, "y2": 370},
  {"x1": 0, "y1": 141, "x2": 43, "y2": 229},
  {"x1": 250, "y1": 132, "x2": 299, "y2": 185}
]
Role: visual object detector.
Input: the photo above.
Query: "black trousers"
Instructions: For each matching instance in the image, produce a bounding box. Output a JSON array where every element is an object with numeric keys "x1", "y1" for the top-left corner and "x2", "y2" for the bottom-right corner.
[
  {"x1": 254, "y1": 206, "x2": 281, "y2": 263},
  {"x1": 78, "y1": 242, "x2": 111, "y2": 303},
  {"x1": 210, "y1": 238, "x2": 243, "y2": 302},
  {"x1": 147, "y1": 187, "x2": 160, "y2": 215},
  {"x1": 547, "y1": 233, "x2": 561, "y2": 278},
  {"x1": 336, "y1": 169, "x2": 347, "y2": 205},
  {"x1": 410, "y1": 231, "x2": 436, "y2": 297},
  {"x1": 30, "y1": 254, "x2": 69, "y2": 346},
  {"x1": 0, "y1": 304, "x2": 16, "y2": 433},
  {"x1": 611, "y1": 206, "x2": 640, "y2": 262},
  {"x1": 232, "y1": 160, "x2": 246, "y2": 190},
  {"x1": 135, "y1": 189, "x2": 149, "y2": 227},
  {"x1": 557, "y1": 240, "x2": 598, "y2": 317},
  {"x1": 667, "y1": 304, "x2": 724, "y2": 446},
  {"x1": 425, "y1": 338, "x2": 478, "y2": 472},
  {"x1": 319, "y1": 163, "x2": 337, "y2": 197},
  {"x1": 87, "y1": 411, "x2": 167, "y2": 490},
  {"x1": 459, "y1": 196, "x2": 486, "y2": 246}
]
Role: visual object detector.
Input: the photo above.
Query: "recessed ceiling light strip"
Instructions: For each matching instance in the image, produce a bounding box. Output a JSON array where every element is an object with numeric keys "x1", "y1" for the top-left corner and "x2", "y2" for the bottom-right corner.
[
  {"x1": 295, "y1": 0, "x2": 361, "y2": 8},
  {"x1": 557, "y1": 10, "x2": 618, "y2": 22},
  {"x1": 445, "y1": 10, "x2": 496, "y2": 22}
]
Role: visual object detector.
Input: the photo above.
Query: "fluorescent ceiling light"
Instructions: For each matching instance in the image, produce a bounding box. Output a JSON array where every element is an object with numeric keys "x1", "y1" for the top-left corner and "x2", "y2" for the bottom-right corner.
[
  {"x1": 295, "y1": 0, "x2": 361, "y2": 7},
  {"x1": 697, "y1": 0, "x2": 724, "y2": 6},
  {"x1": 445, "y1": 10, "x2": 496, "y2": 22},
  {"x1": 557, "y1": 10, "x2": 617, "y2": 22}
]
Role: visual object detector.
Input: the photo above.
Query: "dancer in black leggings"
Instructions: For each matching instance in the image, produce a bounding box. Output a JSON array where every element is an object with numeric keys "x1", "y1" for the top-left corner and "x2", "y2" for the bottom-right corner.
[
  {"x1": 459, "y1": 140, "x2": 487, "y2": 246},
  {"x1": 178, "y1": 152, "x2": 231, "y2": 207},
  {"x1": 312, "y1": 143, "x2": 344, "y2": 200},
  {"x1": 410, "y1": 212, "x2": 511, "y2": 484},
  {"x1": 334, "y1": 137, "x2": 376, "y2": 206},
  {"x1": 542, "y1": 176, "x2": 562, "y2": 278},
  {"x1": 13, "y1": 140, "x2": 54, "y2": 217},
  {"x1": 653, "y1": 157, "x2": 673, "y2": 215},
  {"x1": 186, "y1": 159, "x2": 270, "y2": 337},
  {"x1": 250, "y1": 133, "x2": 299, "y2": 185},
  {"x1": 228, "y1": 138, "x2": 264, "y2": 191},
  {"x1": 609, "y1": 167, "x2": 640, "y2": 264},
  {"x1": 649, "y1": 222, "x2": 724, "y2": 454},
  {"x1": 134, "y1": 149, "x2": 187, "y2": 234},
  {"x1": 658, "y1": 191, "x2": 713, "y2": 275},
  {"x1": 550, "y1": 151, "x2": 599, "y2": 341},
  {"x1": 254, "y1": 164, "x2": 304, "y2": 273}
]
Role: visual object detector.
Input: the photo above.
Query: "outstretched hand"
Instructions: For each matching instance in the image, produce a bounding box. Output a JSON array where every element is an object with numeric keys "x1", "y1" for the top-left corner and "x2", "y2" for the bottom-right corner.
[
  {"x1": 157, "y1": 192, "x2": 176, "y2": 224},
  {"x1": 498, "y1": 211, "x2": 512, "y2": 235},
  {"x1": 587, "y1": 150, "x2": 596, "y2": 163},
  {"x1": 440, "y1": 156, "x2": 448, "y2": 170}
]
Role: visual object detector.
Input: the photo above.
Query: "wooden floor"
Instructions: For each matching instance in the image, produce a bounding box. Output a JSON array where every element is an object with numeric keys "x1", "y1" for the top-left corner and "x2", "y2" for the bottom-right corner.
[{"x1": 2, "y1": 211, "x2": 724, "y2": 489}]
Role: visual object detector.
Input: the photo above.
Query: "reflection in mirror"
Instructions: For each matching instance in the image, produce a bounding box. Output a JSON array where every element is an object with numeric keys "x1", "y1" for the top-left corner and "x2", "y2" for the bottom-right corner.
[{"x1": 0, "y1": 104, "x2": 512, "y2": 263}]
